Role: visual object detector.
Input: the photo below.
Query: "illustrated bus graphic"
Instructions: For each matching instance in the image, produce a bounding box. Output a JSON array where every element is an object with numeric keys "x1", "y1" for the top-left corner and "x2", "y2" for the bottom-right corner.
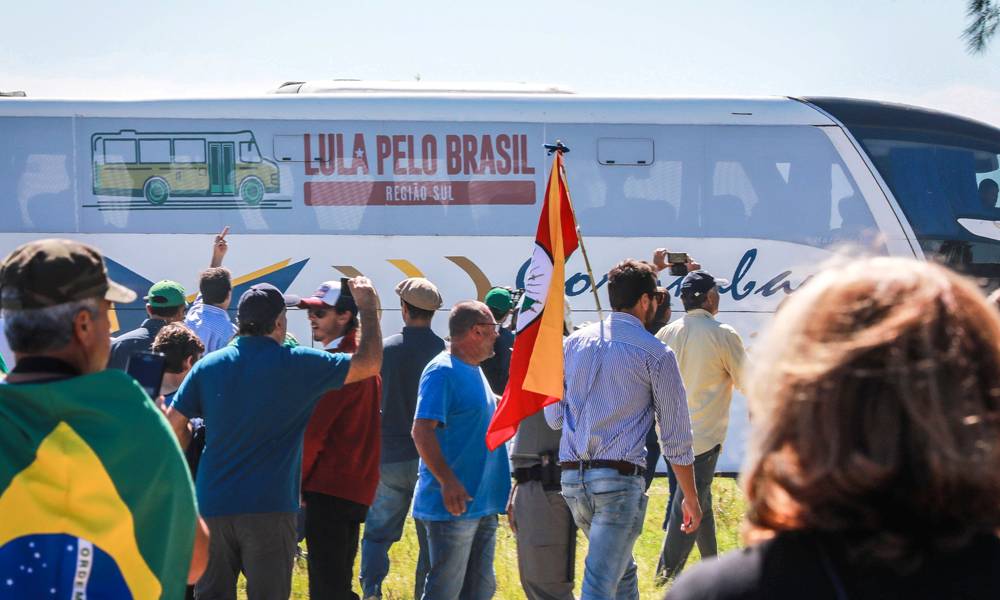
[{"x1": 91, "y1": 130, "x2": 280, "y2": 205}]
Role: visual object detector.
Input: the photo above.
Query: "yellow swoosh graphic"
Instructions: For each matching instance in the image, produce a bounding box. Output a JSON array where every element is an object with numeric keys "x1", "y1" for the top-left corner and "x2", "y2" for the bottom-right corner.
[
  {"x1": 332, "y1": 266, "x2": 365, "y2": 278},
  {"x1": 387, "y1": 259, "x2": 425, "y2": 279},
  {"x1": 446, "y1": 256, "x2": 492, "y2": 301},
  {"x1": 185, "y1": 259, "x2": 293, "y2": 303}
]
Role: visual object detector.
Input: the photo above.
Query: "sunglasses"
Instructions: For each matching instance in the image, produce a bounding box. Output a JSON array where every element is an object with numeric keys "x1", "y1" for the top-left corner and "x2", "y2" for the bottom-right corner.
[
  {"x1": 475, "y1": 321, "x2": 502, "y2": 333},
  {"x1": 307, "y1": 308, "x2": 329, "y2": 319}
]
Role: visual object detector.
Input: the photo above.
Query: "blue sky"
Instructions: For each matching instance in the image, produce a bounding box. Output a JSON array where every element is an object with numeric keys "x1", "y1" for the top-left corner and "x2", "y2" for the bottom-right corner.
[{"x1": 4, "y1": 1, "x2": 1000, "y2": 124}]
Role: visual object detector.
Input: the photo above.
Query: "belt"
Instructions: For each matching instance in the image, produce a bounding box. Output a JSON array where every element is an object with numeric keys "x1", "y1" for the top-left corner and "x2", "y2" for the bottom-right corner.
[
  {"x1": 513, "y1": 465, "x2": 562, "y2": 491},
  {"x1": 513, "y1": 465, "x2": 543, "y2": 484},
  {"x1": 559, "y1": 460, "x2": 644, "y2": 477}
]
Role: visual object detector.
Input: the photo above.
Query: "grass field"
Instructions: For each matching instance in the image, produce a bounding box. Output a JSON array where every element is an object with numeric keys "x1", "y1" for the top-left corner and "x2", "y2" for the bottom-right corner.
[{"x1": 237, "y1": 477, "x2": 747, "y2": 599}]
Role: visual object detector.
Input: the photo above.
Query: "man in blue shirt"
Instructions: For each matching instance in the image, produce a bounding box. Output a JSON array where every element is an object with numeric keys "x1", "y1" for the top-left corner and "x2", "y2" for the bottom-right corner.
[
  {"x1": 544, "y1": 259, "x2": 702, "y2": 600},
  {"x1": 411, "y1": 301, "x2": 511, "y2": 600},
  {"x1": 184, "y1": 227, "x2": 237, "y2": 353},
  {"x1": 165, "y1": 278, "x2": 382, "y2": 600}
]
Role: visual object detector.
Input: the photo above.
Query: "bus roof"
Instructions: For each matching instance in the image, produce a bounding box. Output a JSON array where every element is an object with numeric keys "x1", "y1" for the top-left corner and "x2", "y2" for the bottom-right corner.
[
  {"x1": 0, "y1": 94, "x2": 834, "y2": 126},
  {"x1": 272, "y1": 80, "x2": 576, "y2": 95}
]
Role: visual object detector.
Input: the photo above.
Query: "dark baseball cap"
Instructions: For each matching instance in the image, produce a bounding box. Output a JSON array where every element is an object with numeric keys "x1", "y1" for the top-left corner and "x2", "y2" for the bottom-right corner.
[
  {"x1": 0, "y1": 239, "x2": 137, "y2": 310},
  {"x1": 144, "y1": 280, "x2": 187, "y2": 308},
  {"x1": 237, "y1": 283, "x2": 299, "y2": 327},
  {"x1": 680, "y1": 270, "x2": 729, "y2": 297}
]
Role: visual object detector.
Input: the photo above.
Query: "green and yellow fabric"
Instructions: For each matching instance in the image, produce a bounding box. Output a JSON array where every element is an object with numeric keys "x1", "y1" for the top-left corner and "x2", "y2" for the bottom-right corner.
[{"x1": 0, "y1": 370, "x2": 197, "y2": 599}]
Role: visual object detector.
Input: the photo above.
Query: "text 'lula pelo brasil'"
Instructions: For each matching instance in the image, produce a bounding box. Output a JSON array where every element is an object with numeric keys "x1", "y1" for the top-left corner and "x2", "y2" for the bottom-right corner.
[{"x1": 303, "y1": 133, "x2": 536, "y2": 177}]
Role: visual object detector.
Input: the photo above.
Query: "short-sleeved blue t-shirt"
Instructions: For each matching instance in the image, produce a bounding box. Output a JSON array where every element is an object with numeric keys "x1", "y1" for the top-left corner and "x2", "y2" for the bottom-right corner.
[
  {"x1": 412, "y1": 352, "x2": 511, "y2": 521},
  {"x1": 172, "y1": 335, "x2": 350, "y2": 517}
]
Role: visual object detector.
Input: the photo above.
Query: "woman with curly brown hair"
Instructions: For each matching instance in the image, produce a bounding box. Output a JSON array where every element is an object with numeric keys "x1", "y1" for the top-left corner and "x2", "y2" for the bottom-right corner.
[{"x1": 667, "y1": 257, "x2": 1000, "y2": 599}]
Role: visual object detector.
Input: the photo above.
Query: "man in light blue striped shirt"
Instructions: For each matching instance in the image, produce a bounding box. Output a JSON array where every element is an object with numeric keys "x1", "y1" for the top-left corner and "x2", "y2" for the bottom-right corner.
[
  {"x1": 185, "y1": 228, "x2": 238, "y2": 354},
  {"x1": 545, "y1": 258, "x2": 701, "y2": 600}
]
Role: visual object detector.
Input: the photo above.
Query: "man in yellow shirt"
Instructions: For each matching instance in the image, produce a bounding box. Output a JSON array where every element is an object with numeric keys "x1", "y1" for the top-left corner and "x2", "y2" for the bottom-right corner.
[{"x1": 655, "y1": 270, "x2": 747, "y2": 582}]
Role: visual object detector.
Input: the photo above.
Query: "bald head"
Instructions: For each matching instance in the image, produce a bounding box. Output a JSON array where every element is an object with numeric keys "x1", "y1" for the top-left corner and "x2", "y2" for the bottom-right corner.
[{"x1": 449, "y1": 301, "x2": 490, "y2": 339}]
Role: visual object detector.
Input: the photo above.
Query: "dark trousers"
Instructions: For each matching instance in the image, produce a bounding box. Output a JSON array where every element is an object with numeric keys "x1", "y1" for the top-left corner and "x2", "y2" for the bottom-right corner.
[
  {"x1": 196, "y1": 512, "x2": 297, "y2": 600},
  {"x1": 304, "y1": 491, "x2": 369, "y2": 600}
]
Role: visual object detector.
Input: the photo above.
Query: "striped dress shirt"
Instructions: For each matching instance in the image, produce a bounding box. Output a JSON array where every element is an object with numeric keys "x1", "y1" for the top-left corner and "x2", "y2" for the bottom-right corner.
[
  {"x1": 544, "y1": 312, "x2": 694, "y2": 467},
  {"x1": 184, "y1": 294, "x2": 238, "y2": 354}
]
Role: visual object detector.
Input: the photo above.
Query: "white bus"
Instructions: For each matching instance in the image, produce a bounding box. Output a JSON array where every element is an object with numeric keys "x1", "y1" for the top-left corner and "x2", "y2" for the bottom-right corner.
[{"x1": 3, "y1": 86, "x2": 999, "y2": 472}]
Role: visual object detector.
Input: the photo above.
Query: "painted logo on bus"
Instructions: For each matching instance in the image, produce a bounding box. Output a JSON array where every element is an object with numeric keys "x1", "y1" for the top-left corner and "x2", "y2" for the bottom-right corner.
[
  {"x1": 86, "y1": 130, "x2": 283, "y2": 210},
  {"x1": 295, "y1": 132, "x2": 537, "y2": 206}
]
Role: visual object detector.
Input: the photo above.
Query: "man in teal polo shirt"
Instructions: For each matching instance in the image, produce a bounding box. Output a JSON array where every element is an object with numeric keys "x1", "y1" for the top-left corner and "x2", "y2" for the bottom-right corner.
[{"x1": 165, "y1": 279, "x2": 382, "y2": 600}]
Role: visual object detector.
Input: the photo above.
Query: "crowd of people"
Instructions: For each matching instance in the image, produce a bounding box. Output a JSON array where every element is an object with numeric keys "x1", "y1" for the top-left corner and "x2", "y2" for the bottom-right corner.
[{"x1": 2, "y1": 232, "x2": 1000, "y2": 600}]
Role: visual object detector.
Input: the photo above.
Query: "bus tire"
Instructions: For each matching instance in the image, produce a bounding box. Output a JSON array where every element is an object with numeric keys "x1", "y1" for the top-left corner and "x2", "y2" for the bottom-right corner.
[
  {"x1": 143, "y1": 177, "x2": 170, "y2": 205},
  {"x1": 239, "y1": 176, "x2": 265, "y2": 206}
]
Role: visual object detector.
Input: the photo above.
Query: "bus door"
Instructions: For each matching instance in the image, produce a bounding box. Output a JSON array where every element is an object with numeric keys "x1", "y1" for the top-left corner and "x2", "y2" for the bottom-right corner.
[{"x1": 208, "y1": 142, "x2": 235, "y2": 195}]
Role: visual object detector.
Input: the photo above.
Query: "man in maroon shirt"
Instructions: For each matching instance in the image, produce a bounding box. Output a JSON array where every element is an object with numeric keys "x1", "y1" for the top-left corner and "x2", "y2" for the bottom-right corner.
[{"x1": 299, "y1": 280, "x2": 382, "y2": 600}]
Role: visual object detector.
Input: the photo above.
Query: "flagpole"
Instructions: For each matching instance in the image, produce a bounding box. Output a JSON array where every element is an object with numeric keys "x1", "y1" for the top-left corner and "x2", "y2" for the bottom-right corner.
[{"x1": 547, "y1": 141, "x2": 604, "y2": 322}]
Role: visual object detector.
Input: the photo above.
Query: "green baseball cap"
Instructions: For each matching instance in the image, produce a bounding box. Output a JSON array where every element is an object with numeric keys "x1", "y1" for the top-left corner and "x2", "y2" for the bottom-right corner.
[
  {"x1": 144, "y1": 280, "x2": 187, "y2": 308},
  {"x1": 0, "y1": 239, "x2": 136, "y2": 310},
  {"x1": 484, "y1": 287, "x2": 513, "y2": 314}
]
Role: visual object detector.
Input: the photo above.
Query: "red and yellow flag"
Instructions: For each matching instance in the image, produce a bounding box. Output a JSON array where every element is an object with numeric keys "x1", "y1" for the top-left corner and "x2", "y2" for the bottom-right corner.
[{"x1": 486, "y1": 151, "x2": 579, "y2": 450}]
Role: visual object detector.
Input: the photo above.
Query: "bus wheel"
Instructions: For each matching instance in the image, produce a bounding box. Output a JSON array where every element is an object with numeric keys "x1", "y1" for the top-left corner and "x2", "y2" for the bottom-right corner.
[
  {"x1": 240, "y1": 176, "x2": 265, "y2": 206},
  {"x1": 143, "y1": 177, "x2": 170, "y2": 205}
]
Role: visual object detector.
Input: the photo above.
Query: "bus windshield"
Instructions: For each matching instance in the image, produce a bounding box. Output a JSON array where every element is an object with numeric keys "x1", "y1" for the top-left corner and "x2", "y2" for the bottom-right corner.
[{"x1": 854, "y1": 126, "x2": 1000, "y2": 288}]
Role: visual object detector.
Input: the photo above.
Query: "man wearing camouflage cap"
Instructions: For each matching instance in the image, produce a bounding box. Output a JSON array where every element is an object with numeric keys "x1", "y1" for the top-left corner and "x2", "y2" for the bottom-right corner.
[
  {"x1": 107, "y1": 279, "x2": 188, "y2": 371},
  {"x1": 360, "y1": 277, "x2": 444, "y2": 600},
  {"x1": 0, "y1": 239, "x2": 208, "y2": 598}
]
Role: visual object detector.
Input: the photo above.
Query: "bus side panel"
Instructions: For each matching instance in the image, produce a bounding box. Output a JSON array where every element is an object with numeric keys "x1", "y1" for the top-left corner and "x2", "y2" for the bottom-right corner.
[{"x1": 0, "y1": 117, "x2": 79, "y2": 234}]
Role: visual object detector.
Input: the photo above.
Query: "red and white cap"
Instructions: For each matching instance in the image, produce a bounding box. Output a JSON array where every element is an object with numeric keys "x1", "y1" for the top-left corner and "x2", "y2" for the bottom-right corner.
[{"x1": 298, "y1": 280, "x2": 356, "y2": 311}]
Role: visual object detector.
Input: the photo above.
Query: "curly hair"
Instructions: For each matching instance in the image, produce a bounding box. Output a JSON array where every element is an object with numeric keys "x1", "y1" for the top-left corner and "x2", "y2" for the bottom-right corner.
[
  {"x1": 151, "y1": 322, "x2": 205, "y2": 374},
  {"x1": 743, "y1": 257, "x2": 1000, "y2": 570}
]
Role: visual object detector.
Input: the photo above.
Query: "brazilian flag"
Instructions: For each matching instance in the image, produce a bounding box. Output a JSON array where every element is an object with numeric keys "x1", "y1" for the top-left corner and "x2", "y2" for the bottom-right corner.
[{"x1": 0, "y1": 370, "x2": 197, "y2": 599}]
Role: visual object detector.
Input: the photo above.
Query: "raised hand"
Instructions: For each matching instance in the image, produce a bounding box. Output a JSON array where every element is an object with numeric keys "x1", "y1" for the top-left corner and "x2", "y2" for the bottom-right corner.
[
  {"x1": 347, "y1": 276, "x2": 379, "y2": 312},
  {"x1": 211, "y1": 226, "x2": 230, "y2": 267},
  {"x1": 653, "y1": 248, "x2": 669, "y2": 272}
]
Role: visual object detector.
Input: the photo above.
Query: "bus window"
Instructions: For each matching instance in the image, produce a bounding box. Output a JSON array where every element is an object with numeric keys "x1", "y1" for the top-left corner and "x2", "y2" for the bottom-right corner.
[
  {"x1": 569, "y1": 124, "x2": 879, "y2": 248},
  {"x1": 173, "y1": 139, "x2": 206, "y2": 163},
  {"x1": 240, "y1": 141, "x2": 262, "y2": 163},
  {"x1": 857, "y1": 130, "x2": 1000, "y2": 286},
  {"x1": 104, "y1": 139, "x2": 137, "y2": 164},
  {"x1": 139, "y1": 139, "x2": 170, "y2": 164}
]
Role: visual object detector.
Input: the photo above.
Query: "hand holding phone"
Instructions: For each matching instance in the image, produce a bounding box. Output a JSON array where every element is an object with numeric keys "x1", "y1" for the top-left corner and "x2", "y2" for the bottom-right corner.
[{"x1": 126, "y1": 351, "x2": 166, "y2": 400}]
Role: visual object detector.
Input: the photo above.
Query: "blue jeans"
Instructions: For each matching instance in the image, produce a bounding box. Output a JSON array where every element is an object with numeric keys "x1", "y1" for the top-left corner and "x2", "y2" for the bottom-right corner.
[
  {"x1": 418, "y1": 515, "x2": 498, "y2": 600},
  {"x1": 560, "y1": 468, "x2": 648, "y2": 600},
  {"x1": 360, "y1": 459, "x2": 429, "y2": 599},
  {"x1": 657, "y1": 444, "x2": 722, "y2": 580}
]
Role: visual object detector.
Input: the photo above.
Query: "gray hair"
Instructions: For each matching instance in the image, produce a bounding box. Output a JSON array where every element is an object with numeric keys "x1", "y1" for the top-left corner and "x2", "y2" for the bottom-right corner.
[
  {"x1": 449, "y1": 301, "x2": 488, "y2": 339},
  {"x1": 3, "y1": 298, "x2": 101, "y2": 354}
]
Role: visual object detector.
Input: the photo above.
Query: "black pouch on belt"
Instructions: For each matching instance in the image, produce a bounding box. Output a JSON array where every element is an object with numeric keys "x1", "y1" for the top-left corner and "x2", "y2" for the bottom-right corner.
[{"x1": 540, "y1": 450, "x2": 562, "y2": 490}]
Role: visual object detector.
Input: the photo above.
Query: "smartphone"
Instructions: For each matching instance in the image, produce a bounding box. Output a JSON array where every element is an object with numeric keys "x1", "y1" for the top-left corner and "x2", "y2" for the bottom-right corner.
[
  {"x1": 339, "y1": 276, "x2": 354, "y2": 299},
  {"x1": 126, "y1": 351, "x2": 166, "y2": 400},
  {"x1": 667, "y1": 252, "x2": 690, "y2": 276}
]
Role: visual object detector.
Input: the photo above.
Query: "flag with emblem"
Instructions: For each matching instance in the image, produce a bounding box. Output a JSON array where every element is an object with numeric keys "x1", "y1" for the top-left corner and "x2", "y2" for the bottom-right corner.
[
  {"x1": 0, "y1": 370, "x2": 197, "y2": 599},
  {"x1": 486, "y1": 150, "x2": 580, "y2": 450}
]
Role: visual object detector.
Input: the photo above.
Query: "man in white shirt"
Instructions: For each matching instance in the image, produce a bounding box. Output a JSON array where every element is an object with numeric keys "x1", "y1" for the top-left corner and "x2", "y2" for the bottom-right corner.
[{"x1": 656, "y1": 270, "x2": 747, "y2": 582}]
